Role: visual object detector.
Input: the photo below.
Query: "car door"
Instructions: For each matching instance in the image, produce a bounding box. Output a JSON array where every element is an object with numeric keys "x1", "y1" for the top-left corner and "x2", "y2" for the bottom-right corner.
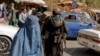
[{"x1": 64, "y1": 14, "x2": 80, "y2": 38}]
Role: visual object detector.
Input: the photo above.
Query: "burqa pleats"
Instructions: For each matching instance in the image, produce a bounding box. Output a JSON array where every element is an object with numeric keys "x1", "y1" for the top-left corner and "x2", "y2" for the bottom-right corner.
[{"x1": 9, "y1": 15, "x2": 42, "y2": 56}]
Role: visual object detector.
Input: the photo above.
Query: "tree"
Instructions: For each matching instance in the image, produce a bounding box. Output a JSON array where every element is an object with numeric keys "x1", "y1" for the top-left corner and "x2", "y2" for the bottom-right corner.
[
  {"x1": 79, "y1": 0, "x2": 82, "y2": 2},
  {"x1": 57, "y1": 0, "x2": 63, "y2": 3},
  {"x1": 85, "y1": 0, "x2": 89, "y2": 5}
]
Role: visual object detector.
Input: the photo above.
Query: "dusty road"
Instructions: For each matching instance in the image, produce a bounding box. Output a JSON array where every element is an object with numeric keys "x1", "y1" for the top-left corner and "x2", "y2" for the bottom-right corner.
[
  {"x1": 0, "y1": 40, "x2": 100, "y2": 56},
  {"x1": 63, "y1": 40, "x2": 100, "y2": 56}
]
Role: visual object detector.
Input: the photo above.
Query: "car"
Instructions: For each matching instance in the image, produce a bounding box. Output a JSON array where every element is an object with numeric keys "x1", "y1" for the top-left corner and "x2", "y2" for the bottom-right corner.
[
  {"x1": 92, "y1": 9, "x2": 100, "y2": 19},
  {"x1": 0, "y1": 24, "x2": 19, "y2": 53},
  {"x1": 77, "y1": 26, "x2": 100, "y2": 52},
  {"x1": 92, "y1": 9, "x2": 100, "y2": 24},
  {"x1": 60, "y1": 12, "x2": 97, "y2": 38}
]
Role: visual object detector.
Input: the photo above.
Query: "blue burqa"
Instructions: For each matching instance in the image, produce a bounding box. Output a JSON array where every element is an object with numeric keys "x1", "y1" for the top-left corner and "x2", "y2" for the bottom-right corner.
[{"x1": 9, "y1": 15, "x2": 42, "y2": 56}]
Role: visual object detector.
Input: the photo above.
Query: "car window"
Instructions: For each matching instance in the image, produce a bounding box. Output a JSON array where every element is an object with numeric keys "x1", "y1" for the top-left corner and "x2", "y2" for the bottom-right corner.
[
  {"x1": 96, "y1": 12, "x2": 100, "y2": 18},
  {"x1": 79, "y1": 16, "x2": 93, "y2": 24},
  {"x1": 64, "y1": 15, "x2": 76, "y2": 22}
]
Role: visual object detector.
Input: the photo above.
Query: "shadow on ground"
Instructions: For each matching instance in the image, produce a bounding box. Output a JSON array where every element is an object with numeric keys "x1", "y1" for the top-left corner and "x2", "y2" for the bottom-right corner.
[
  {"x1": 0, "y1": 52, "x2": 9, "y2": 56},
  {"x1": 64, "y1": 47, "x2": 100, "y2": 56},
  {"x1": 67, "y1": 38, "x2": 77, "y2": 40}
]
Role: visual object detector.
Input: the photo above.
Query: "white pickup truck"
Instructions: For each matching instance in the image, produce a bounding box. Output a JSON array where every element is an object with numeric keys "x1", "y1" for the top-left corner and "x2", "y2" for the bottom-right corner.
[{"x1": 77, "y1": 26, "x2": 100, "y2": 52}]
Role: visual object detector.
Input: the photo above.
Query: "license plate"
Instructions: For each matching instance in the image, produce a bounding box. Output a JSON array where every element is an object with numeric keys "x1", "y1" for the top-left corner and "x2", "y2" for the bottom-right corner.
[{"x1": 82, "y1": 41, "x2": 88, "y2": 46}]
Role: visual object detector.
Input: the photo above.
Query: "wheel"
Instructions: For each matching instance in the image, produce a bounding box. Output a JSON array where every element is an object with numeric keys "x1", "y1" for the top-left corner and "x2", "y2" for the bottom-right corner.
[{"x1": 0, "y1": 36, "x2": 11, "y2": 53}]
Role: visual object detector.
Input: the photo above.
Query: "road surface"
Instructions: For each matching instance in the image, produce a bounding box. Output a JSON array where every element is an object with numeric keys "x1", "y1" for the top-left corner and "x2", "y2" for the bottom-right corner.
[
  {"x1": 0, "y1": 40, "x2": 100, "y2": 56},
  {"x1": 63, "y1": 40, "x2": 100, "y2": 56}
]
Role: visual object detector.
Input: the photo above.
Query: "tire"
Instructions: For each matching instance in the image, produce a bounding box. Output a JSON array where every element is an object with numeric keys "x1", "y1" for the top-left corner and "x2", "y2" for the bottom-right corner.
[{"x1": 0, "y1": 36, "x2": 12, "y2": 53}]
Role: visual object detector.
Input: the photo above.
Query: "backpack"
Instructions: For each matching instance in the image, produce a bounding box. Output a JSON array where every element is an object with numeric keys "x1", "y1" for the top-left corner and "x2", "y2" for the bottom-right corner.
[{"x1": 50, "y1": 16, "x2": 63, "y2": 27}]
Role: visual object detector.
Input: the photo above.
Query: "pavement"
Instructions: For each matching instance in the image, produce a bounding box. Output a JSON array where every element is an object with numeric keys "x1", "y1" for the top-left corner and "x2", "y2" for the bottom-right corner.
[
  {"x1": 63, "y1": 40, "x2": 100, "y2": 56},
  {"x1": 0, "y1": 40, "x2": 100, "y2": 56}
]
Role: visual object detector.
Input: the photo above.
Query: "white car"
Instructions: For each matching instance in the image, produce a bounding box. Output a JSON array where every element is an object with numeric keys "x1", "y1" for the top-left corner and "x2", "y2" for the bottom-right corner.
[
  {"x1": 0, "y1": 24, "x2": 19, "y2": 53},
  {"x1": 77, "y1": 27, "x2": 100, "y2": 52}
]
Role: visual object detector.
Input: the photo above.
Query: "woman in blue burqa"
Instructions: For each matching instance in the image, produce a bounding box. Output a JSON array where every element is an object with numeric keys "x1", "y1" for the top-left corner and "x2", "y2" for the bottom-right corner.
[{"x1": 9, "y1": 10, "x2": 42, "y2": 56}]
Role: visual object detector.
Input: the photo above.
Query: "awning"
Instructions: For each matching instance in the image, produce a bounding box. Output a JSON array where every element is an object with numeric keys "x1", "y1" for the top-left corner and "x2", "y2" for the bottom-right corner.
[{"x1": 14, "y1": 0, "x2": 46, "y2": 4}]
